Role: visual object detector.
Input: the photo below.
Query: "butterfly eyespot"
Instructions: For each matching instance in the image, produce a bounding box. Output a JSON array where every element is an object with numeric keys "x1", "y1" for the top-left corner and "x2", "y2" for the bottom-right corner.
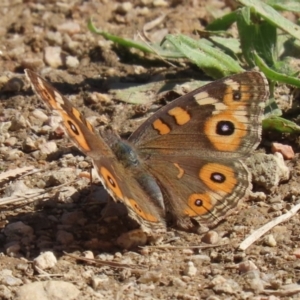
[
  {"x1": 233, "y1": 90, "x2": 241, "y2": 101},
  {"x1": 108, "y1": 176, "x2": 116, "y2": 187},
  {"x1": 194, "y1": 199, "x2": 203, "y2": 207},
  {"x1": 210, "y1": 172, "x2": 226, "y2": 183},
  {"x1": 216, "y1": 120, "x2": 234, "y2": 136},
  {"x1": 99, "y1": 167, "x2": 123, "y2": 199},
  {"x1": 67, "y1": 120, "x2": 79, "y2": 135},
  {"x1": 185, "y1": 193, "x2": 213, "y2": 216},
  {"x1": 199, "y1": 163, "x2": 237, "y2": 194},
  {"x1": 127, "y1": 198, "x2": 159, "y2": 222},
  {"x1": 133, "y1": 202, "x2": 142, "y2": 212}
]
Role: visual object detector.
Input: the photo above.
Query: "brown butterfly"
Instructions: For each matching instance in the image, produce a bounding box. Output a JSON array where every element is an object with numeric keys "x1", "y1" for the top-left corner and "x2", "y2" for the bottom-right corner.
[{"x1": 25, "y1": 70, "x2": 269, "y2": 234}]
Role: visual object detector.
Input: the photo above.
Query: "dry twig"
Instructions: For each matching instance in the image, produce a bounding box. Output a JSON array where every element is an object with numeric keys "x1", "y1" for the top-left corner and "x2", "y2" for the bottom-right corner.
[{"x1": 239, "y1": 202, "x2": 300, "y2": 251}]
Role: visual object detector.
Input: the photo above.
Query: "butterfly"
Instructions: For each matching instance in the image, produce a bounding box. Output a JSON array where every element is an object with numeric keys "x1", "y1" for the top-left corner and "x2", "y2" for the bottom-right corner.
[{"x1": 25, "y1": 69, "x2": 269, "y2": 235}]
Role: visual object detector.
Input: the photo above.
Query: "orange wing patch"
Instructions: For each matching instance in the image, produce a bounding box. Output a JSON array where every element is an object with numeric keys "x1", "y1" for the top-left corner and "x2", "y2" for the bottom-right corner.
[
  {"x1": 185, "y1": 193, "x2": 213, "y2": 216},
  {"x1": 199, "y1": 163, "x2": 237, "y2": 194},
  {"x1": 152, "y1": 119, "x2": 170, "y2": 135},
  {"x1": 168, "y1": 107, "x2": 190, "y2": 125}
]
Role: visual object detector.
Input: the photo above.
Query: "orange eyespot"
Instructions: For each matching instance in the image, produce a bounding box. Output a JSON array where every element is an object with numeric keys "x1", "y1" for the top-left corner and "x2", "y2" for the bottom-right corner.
[
  {"x1": 99, "y1": 167, "x2": 123, "y2": 200},
  {"x1": 126, "y1": 198, "x2": 159, "y2": 222},
  {"x1": 184, "y1": 193, "x2": 213, "y2": 216},
  {"x1": 199, "y1": 163, "x2": 236, "y2": 194},
  {"x1": 204, "y1": 112, "x2": 246, "y2": 151}
]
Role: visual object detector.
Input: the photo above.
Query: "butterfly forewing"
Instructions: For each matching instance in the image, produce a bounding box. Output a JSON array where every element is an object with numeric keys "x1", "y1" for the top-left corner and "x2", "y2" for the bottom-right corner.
[
  {"x1": 130, "y1": 71, "x2": 269, "y2": 159},
  {"x1": 25, "y1": 69, "x2": 166, "y2": 234}
]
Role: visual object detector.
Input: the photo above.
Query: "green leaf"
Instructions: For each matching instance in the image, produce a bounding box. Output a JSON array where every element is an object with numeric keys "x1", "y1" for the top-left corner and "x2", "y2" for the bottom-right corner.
[
  {"x1": 237, "y1": 0, "x2": 300, "y2": 40},
  {"x1": 206, "y1": 11, "x2": 238, "y2": 31},
  {"x1": 88, "y1": 19, "x2": 183, "y2": 58},
  {"x1": 209, "y1": 37, "x2": 241, "y2": 54},
  {"x1": 241, "y1": 6, "x2": 251, "y2": 25},
  {"x1": 254, "y1": 52, "x2": 300, "y2": 87},
  {"x1": 88, "y1": 19, "x2": 153, "y2": 53},
  {"x1": 256, "y1": 21, "x2": 277, "y2": 67},
  {"x1": 236, "y1": 9, "x2": 257, "y2": 66},
  {"x1": 265, "y1": 0, "x2": 300, "y2": 12},
  {"x1": 263, "y1": 116, "x2": 300, "y2": 133},
  {"x1": 165, "y1": 34, "x2": 244, "y2": 78},
  {"x1": 237, "y1": 10, "x2": 277, "y2": 67}
]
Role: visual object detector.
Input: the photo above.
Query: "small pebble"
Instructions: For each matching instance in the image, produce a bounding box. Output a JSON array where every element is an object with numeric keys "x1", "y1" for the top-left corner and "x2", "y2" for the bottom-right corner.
[
  {"x1": 183, "y1": 261, "x2": 197, "y2": 277},
  {"x1": 46, "y1": 31, "x2": 63, "y2": 45},
  {"x1": 38, "y1": 141, "x2": 57, "y2": 155},
  {"x1": 23, "y1": 137, "x2": 38, "y2": 152},
  {"x1": 271, "y1": 142, "x2": 294, "y2": 159},
  {"x1": 264, "y1": 234, "x2": 277, "y2": 247},
  {"x1": 31, "y1": 109, "x2": 49, "y2": 122},
  {"x1": 4, "y1": 137, "x2": 17, "y2": 147},
  {"x1": 0, "y1": 269, "x2": 22, "y2": 286},
  {"x1": 65, "y1": 56, "x2": 79, "y2": 68},
  {"x1": 139, "y1": 270, "x2": 162, "y2": 283},
  {"x1": 9, "y1": 114, "x2": 27, "y2": 131},
  {"x1": 21, "y1": 57, "x2": 44, "y2": 70},
  {"x1": 57, "y1": 21, "x2": 81, "y2": 34},
  {"x1": 83, "y1": 251, "x2": 94, "y2": 259},
  {"x1": 34, "y1": 251, "x2": 57, "y2": 270},
  {"x1": 44, "y1": 46, "x2": 63, "y2": 68},
  {"x1": 202, "y1": 230, "x2": 219, "y2": 244},
  {"x1": 91, "y1": 275, "x2": 110, "y2": 290},
  {"x1": 239, "y1": 261, "x2": 258, "y2": 274},
  {"x1": 115, "y1": 2, "x2": 133, "y2": 14},
  {"x1": 243, "y1": 270, "x2": 264, "y2": 292},
  {"x1": 15, "y1": 281, "x2": 80, "y2": 300}
]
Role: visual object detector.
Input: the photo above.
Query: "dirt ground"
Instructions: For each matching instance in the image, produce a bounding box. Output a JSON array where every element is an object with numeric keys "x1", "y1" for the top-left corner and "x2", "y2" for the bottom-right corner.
[{"x1": 1, "y1": 1, "x2": 300, "y2": 299}]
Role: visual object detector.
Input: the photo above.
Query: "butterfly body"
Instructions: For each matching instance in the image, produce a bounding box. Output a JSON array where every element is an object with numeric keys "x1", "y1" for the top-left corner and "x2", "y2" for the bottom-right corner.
[{"x1": 25, "y1": 70, "x2": 269, "y2": 235}]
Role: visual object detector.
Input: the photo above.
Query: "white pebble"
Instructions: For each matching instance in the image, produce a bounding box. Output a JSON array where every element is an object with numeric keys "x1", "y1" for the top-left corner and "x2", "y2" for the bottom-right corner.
[
  {"x1": 31, "y1": 109, "x2": 49, "y2": 122},
  {"x1": 83, "y1": 251, "x2": 94, "y2": 259},
  {"x1": 15, "y1": 281, "x2": 80, "y2": 300},
  {"x1": 264, "y1": 234, "x2": 277, "y2": 247},
  {"x1": 34, "y1": 251, "x2": 57, "y2": 270},
  {"x1": 65, "y1": 55, "x2": 79, "y2": 68},
  {"x1": 183, "y1": 261, "x2": 197, "y2": 276},
  {"x1": 38, "y1": 141, "x2": 57, "y2": 155},
  {"x1": 92, "y1": 275, "x2": 110, "y2": 290},
  {"x1": 57, "y1": 21, "x2": 81, "y2": 34},
  {"x1": 44, "y1": 46, "x2": 63, "y2": 68}
]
